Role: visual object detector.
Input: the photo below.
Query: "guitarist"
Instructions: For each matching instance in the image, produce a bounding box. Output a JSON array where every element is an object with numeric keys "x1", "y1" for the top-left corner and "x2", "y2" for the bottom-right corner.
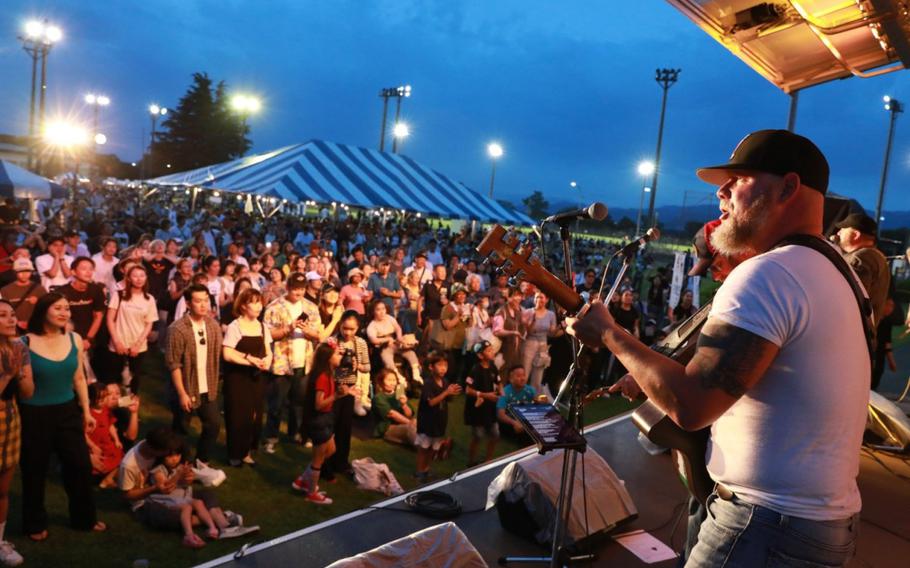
[{"x1": 569, "y1": 130, "x2": 868, "y2": 567}]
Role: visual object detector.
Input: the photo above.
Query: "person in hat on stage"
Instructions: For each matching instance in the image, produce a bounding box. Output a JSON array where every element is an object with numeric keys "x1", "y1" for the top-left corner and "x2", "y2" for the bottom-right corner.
[
  {"x1": 570, "y1": 130, "x2": 868, "y2": 567},
  {"x1": 834, "y1": 212, "x2": 890, "y2": 327}
]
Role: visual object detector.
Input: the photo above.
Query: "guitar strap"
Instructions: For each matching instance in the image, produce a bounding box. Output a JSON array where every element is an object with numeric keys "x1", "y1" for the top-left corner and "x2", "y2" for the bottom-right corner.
[{"x1": 774, "y1": 234, "x2": 875, "y2": 373}]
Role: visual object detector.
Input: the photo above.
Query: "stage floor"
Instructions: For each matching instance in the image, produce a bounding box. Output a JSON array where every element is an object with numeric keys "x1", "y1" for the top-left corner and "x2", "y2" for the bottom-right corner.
[{"x1": 197, "y1": 412, "x2": 910, "y2": 568}]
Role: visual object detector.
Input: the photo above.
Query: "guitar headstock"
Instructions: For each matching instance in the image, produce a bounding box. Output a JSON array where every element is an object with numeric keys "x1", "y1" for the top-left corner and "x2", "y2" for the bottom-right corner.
[{"x1": 477, "y1": 224, "x2": 585, "y2": 315}]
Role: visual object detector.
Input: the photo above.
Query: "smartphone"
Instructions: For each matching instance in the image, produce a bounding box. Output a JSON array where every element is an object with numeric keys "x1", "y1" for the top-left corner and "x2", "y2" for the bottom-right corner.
[{"x1": 118, "y1": 395, "x2": 133, "y2": 408}]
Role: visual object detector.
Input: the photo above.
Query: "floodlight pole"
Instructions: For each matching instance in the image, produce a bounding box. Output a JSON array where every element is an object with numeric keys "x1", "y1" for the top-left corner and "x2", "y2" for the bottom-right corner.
[
  {"x1": 787, "y1": 91, "x2": 799, "y2": 132},
  {"x1": 647, "y1": 68, "x2": 680, "y2": 230},
  {"x1": 876, "y1": 98, "x2": 902, "y2": 237}
]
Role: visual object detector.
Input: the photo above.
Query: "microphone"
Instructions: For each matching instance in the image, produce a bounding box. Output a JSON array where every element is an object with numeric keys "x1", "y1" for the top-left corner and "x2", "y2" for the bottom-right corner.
[
  {"x1": 543, "y1": 202, "x2": 608, "y2": 224},
  {"x1": 619, "y1": 227, "x2": 661, "y2": 256}
]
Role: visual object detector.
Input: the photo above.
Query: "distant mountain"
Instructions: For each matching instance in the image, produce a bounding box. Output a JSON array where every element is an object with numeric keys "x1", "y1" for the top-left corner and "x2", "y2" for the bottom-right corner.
[{"x1": 547, "y1": 199, "x2": 910, "y2": 231}]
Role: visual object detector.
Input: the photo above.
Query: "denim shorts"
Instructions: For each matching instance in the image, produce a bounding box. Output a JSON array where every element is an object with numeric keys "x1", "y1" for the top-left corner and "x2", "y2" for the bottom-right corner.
[{"x1": 686, "y1": 490, "x2": 859, "y2": 567}]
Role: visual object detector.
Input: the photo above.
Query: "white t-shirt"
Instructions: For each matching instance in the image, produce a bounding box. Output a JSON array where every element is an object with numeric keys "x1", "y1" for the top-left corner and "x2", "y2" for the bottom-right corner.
[
  {"x1": 224, "y1": 319, "x2": 273, "y2": 353},
  {"x1": 92, "y1": 253, "x2": 119, "y2": 291},
  {"x1": 108, "y1": 291, "x2": 159, "y2": 354},
  {"x1": 35, "y1": 253, "x2": 74, "y2": 290},
  {"x1": 706, "y1": 245, "x2": 868, "y2": 521},
  {"x1": 190, "y1": 318, "x2": 208, "y2": 395},
  {"x1": 118, "y1": 442, "x2": 157, "y2": 511}
]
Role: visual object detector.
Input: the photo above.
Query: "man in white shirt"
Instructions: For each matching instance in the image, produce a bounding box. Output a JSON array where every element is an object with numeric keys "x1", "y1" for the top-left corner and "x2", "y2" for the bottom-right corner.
[
  {"x1": 570, "y1": 130, "x2": 867, "y2": 567},
  {"x1": 92, "y1": 237, "x2": 120, "y2": 292},
  {"x1": 165, "y1": 284, "x2": 223, "y2": 464},
  {"x1": 402, "y1": 252, "x2": 433, "y2": 286},
  {"x1": 35, "y1": 236, "x2": 73, "y2": 290}
]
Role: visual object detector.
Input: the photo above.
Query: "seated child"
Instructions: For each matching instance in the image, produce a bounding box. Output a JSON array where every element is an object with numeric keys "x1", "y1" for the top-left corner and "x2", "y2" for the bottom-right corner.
[
  {"x1": 415, "y1": 352, "x2": 461, "y2": 481},
  {"x1": 85, "y1": 383, "x2": 124, "y2": 488},
  {"x1": 497, "y1": 365, "x2": 537, "y2": 440},
  {"x1": 148, "y1": 447, "x2": 221, "y2": 548},
  {"x1": 372, "y1": 368, "x2": 416, "y2": 445}
]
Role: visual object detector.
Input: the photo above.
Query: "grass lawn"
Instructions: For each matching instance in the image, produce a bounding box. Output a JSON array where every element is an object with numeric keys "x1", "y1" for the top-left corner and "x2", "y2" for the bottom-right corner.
[{"x1": 7, "y1": 351, "x2": 636, "y2": 568}]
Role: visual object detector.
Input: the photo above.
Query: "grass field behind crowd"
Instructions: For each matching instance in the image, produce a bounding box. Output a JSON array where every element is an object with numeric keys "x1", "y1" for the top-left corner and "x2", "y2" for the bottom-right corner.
[{"x1": 7, "y1": 351, "x2": 635, "y2": 568}]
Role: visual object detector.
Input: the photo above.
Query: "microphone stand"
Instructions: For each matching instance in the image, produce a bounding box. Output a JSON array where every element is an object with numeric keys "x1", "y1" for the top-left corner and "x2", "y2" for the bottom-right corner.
[{"x1": 501, "y1": 219, "x2": 595, "y2": 567}]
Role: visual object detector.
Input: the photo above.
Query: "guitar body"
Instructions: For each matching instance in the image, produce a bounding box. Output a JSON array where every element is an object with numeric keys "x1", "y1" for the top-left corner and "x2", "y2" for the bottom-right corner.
[
  {"x1": 631, "y1": 303, "x2": 713, "y2": 504},
  {"x1": 476, "y1": 224, "x2": 715, "y2": 504}
]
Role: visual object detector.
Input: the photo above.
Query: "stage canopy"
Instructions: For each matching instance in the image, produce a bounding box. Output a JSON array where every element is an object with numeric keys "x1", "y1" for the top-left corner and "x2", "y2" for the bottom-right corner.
[
  {"x1": 0, "y1": 160, "x2": 67, "y2": 199},
  {"x1": 147, "y1": 140, "x2": 533, "y2": 225}
]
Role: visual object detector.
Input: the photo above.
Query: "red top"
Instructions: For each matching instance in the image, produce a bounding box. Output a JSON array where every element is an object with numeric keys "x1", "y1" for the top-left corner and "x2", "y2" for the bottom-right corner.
[
  {"x1": 315, "y1": 372, "x2": 335, "y2": 413},
  {"x1": 88, "y1": 407, "x2": 123, "y2": 474}
]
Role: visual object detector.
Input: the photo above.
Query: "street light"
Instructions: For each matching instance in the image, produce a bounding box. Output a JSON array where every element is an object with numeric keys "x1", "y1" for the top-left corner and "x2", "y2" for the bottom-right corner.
[
  {"x1": 876, "y1": 95, "x2": 902, "y2": 236},
  {"x1": 230, "y1": 94, "x2": 261, "y2": 125},
  {"x1": 392, "y1": 122, "x2": 410, "y2": 153},
  {"x1": 85, "y1": 93, "x2": 111, "y2": 177},
  {"x1": 378, "y1": 84, "x2": 411, "y2": 151},
  {"x1": 43, "y1": 120, "x2": 88, "y2": 192},
  {"x1": 19, "y1": 19, "x2": 63, "y2": 170},
  {"x1": 487, "y1": 142, "x2": 504, "y2": 199},
  {"x1": 636, "y1": 160, "x2": 655, "y2": 236},
  {"x1": 145, "y1": 104, "x2": 168, "y2": 178},
  {"x1": 647, "y1": 68, "x2": 681, "y2": 229}
]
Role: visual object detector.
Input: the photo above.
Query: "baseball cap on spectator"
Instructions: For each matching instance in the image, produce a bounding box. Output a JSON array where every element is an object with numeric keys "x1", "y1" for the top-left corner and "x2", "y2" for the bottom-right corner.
[
  {"x1": 305, "y1": 270, "x2": 322, "y2": 282},
  {"x1": 414, "y1": 251, "x2": 427, "y2": 259},
  {"x1": 688, "y1": 219, "x2": 722, "y2": 277},
  {"x1": 321, "y1": 282, "x2": 337, "y2": 294},
  {"x1": 64, "y1": 230, "x2": 79, "y2": 238},
  {"x1": 287, "y1": 272, "x2": 307, "y2": 289},
  {"x1": 834, "y1": 213, "x2": 878, "y2": 236},
  {"x1": 13, "y1": 258, "x2": 34, "y2": 272}
]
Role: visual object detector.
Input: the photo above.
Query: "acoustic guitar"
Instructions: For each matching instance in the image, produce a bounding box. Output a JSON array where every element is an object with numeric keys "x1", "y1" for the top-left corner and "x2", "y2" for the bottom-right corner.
[{"x1": 477, "y1": 224, "x2": 714, "y2": 504}]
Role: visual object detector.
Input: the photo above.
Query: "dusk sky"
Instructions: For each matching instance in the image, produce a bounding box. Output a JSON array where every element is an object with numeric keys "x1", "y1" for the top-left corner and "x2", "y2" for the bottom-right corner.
[{"x1": 1, "y1": 1, "x2": 909, "y2": 215}]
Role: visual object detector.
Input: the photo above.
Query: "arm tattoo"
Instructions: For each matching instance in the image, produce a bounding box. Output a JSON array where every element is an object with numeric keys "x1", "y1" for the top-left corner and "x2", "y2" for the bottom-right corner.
[{"x1": 694, "y1": 324, "x2": 771, "y2": 398}]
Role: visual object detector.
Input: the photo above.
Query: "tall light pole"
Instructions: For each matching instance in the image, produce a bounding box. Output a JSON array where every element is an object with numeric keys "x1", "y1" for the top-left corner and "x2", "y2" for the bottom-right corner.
[
  {"x1": 378, "y1": 85, "x2": 410, "y2": 152},
  {"x1": 487, "y1": 142, "x2": 504, "y2": 199},
  {"x1": 85, "y1": 93, "x2": 110, "y2": 177},
  {"x1": 230, "y1": 94, "x2": 261, "y2": 156},
  {"x1": 19, "y1": 19, "x2": 62, "y2": 171},
  {"x1": 876, "y1": 95, "x2": 902, "y2": 236},
  {"x1": 392, "y1": 122, "x2": 410, "y2": 154},
  {"x1": 647, "y1": 68, "x2": 680, "y2": 229},
  {"x1": 145, "y1": 104, "x2": 167, "y2": 178},
  {"x1": 636, "y1": 160, "x2": 655, "y2": 237},
  {"x1": 43, "y1": 120, "x2": 88, "y2": 193}
]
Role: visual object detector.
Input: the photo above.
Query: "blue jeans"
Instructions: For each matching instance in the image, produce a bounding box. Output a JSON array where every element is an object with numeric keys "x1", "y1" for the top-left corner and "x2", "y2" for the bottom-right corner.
[{"x1": 687, "y1": 491, "x2": 859, "y2": 567}]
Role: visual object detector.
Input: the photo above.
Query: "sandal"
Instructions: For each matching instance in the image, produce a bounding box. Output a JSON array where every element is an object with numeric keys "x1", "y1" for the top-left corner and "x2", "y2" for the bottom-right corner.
[
  {"x1": 182, "y1": 533, "x2": 206, "y2": 549},
  {"x1": 92, "y1": 521, "x2": 107, "y2": 533},
  {"x1": 27, "y1": 530, "x2": 48, "y2": 542}
]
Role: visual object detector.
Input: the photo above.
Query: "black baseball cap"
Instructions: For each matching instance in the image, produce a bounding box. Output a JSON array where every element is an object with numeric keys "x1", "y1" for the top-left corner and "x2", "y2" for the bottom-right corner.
[
  {"x1": 835, "y1": 213, "x2": 877, "y2": 236},
  {"x1": 696, "y1": 130, "x2": 829, "y2": 194}
]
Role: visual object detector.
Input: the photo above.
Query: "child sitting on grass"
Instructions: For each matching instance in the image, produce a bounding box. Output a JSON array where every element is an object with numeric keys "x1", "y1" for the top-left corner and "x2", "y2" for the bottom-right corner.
[
  {"x1": 85, "y1": 383, "x2": 125, "y2": 489},
  {"x1": 415, "y1": 352, "x2": 461, "y2": 481},
  {"x1": 372, "y1": 368, "x2": 416, "y2": 445},
  {"x1": 147, "y1": 448, "x2": 221, "y2": 548}
]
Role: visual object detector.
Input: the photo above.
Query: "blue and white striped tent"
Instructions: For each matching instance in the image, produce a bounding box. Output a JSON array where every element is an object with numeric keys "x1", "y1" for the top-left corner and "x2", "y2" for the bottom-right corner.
[{"x1": 148, "y1": 140, "x2": 533, "y2": 225}]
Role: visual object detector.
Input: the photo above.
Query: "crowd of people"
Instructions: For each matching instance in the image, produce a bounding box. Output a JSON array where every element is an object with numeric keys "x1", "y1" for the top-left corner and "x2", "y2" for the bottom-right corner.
[
  {"x1": 0, "y1": 161, "x2": 903, "y2": 565},
  {"x1": 0, "y1": 184, "x2": 694, "y2": 563}
]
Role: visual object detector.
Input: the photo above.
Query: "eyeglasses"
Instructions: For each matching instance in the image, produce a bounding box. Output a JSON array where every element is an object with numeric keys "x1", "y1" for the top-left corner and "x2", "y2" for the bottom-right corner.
[{"x1": 197, "y1": 328, "x2": 206, "y2": 345}]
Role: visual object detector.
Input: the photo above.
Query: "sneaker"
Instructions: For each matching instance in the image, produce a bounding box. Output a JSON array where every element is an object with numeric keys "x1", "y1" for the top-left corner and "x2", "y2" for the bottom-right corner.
[
  {"x1": 263, "y1": 441, "x2": 276, "y2": 454},
  {"x1": 305, "y1": 491, "x2": 333, "y2": 505},
  {"x1": 224, "y1": 510, "x2": 243, "y2": 527},
  {"x1": 219, "y1": 525, "x2": 260, "y2": 539},
  {"x1": 291, "y1": 474, "x2": 312, "y2": 493},
  {"x1": 0, "y1": 541, "x2": 23, "y2": 566}
]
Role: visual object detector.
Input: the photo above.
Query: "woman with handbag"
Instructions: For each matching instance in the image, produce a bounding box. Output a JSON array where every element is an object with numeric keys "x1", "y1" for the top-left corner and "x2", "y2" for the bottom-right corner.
[
  {"x1": 521, "y1": 292, "x2": 558, "y2": 399},
  {"x1": 222, "y1": 288, "x2": 272, "y2": 467}
]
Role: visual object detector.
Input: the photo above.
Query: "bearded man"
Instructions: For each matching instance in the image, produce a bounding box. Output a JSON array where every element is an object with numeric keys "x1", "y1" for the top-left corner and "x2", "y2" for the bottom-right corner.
[{"x1": 570, "y1": 130, "x2": 867, "y2": 567}]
